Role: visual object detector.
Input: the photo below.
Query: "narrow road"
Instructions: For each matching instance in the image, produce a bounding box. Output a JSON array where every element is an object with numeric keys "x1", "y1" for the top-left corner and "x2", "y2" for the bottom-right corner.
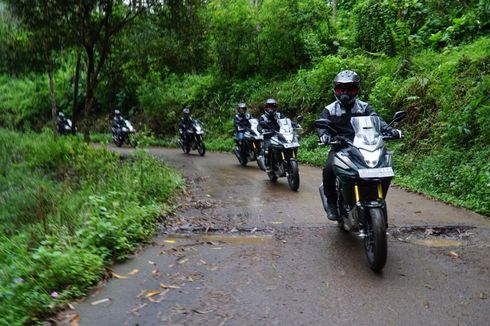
[{"x1": 68, "y1": 148, "x2": 489, "y2": 326}]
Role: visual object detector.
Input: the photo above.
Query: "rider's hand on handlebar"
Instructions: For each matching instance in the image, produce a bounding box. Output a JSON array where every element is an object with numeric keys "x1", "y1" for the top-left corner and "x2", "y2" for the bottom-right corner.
[
  {"x1": 319, "y1": 134, "x2": 331, "y2": 144},
  {"x1": 383, "y1": 129, "x2": 403, "y2": 139}
]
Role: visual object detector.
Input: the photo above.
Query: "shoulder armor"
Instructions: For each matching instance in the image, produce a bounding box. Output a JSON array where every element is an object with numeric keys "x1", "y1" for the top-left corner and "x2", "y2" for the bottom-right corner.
[
  {"x1": 325, "y1": 102, "x2": 346, "y2": 117},
  {"x1": 352, "y1": 100, "x2": 368, "y2": 114}
]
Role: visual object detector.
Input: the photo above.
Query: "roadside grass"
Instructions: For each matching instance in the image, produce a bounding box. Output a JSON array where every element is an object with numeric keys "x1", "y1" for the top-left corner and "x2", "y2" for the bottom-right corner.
[{"x1": 0, "y1": 129, "x2": 183, "y2": 325}]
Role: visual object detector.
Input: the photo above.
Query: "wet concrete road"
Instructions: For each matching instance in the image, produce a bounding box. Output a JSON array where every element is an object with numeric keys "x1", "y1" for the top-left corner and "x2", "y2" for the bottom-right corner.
[{"x1": 69, "y1": 148, "x2": 490, "y2": 326}]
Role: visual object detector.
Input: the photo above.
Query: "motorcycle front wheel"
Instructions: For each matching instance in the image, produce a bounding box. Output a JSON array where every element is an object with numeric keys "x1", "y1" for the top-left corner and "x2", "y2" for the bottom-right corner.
[
  {"x1": 197, "y1": 141, "x2": 206, "y2": 156},
  {"x1": 364, "y1": 208, "x2": 387, "y2": 272},
  {"x1": 114, "y1": 136, "x2": 122, "y2": 147},
  {"x1": 287, "y1": 160, "x2": 300, "y2": 191}
]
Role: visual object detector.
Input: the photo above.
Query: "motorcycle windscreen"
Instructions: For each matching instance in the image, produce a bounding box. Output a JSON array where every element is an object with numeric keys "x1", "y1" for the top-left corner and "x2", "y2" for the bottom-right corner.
[
  {"x1": 351, "y1": 116, "x2": 383, "y2": 151},
  {"x1": 277, "y1": 118, "x2": 294, "y2": 142}
]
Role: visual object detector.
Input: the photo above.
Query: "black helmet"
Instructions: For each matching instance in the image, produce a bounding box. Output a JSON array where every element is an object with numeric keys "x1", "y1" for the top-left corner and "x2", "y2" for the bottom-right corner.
[
  {"x1": 264, "y1": 98, "x2": 277, "y2": 117},
  {"x1": 237, "y1": 102, "x2": 247, "y2": 115},
  {"x1": 114, "y1": 110, "x2": 121, "y2": 116},
  {"x1": 182, "y1": 107, "x2": 190, "y2": 115},
  {"x1": 333, "y1": 70, "x2": 360, "y2": 107}
]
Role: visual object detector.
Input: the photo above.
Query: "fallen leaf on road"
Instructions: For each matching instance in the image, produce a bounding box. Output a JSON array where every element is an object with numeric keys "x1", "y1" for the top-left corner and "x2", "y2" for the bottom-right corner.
[
  {"x1": 148, "y1": 296, "x2": 166, "y2": 303},
  {"x1": 160, "y1": 283, "x2": 181, "y2": 289},
  {"x1": 177, "y1": 257, "x2": 188, "y2": 265},
  {"x1": 423, "y1": 300, "x2": 430, "y2": 309},
  {"x1": 111, "y1": 272, "x2": 129, "y2": 279},
  {"x1": 128, "y1": 303, "x2": 147, "y2": 315},
  {"x1": 70, "y1": 314, "x2": 80, "y2": 326},
  {"x1": 127, "y1": 269, "x2": 139, "y2": 276},
  {"x1": 148, "y1": 260, "x2": 156, "y2": 265},
  {"x1": 250, "y1": 227, "x2": 258, "y2": 234},
  {"x1": 448, "y1": 251, "x2": 459, "y2": 258},
  {"x1": 144, "y1": 290, "x2": 161, "y2": 298},
  {"x1": 192, "y1": 307, "x2": 216, "y2": 314},
  {"x1": 480, "y1": 292, "x2": 487, "y2": 300},
  {"x1": 68, "y1": 303, "x2": 76, "y2": 310},
  {"x1": 91, "y1": 298, "x2": 111, "y2": 306},
  {"x1": 164, "y1": 240, "x2": 176, "y2": 244},
  {"x1": 152, "y1": 269, "x2": 160, "y2": 278},
  {"x1": 271, "y1": 221, "x2": 282, "y2": 225}
]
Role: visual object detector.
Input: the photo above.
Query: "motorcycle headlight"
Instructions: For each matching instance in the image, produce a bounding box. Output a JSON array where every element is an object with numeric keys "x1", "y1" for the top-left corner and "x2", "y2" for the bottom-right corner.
[{"x1": 360, "y1": 149, "x2": 381, "y2": 168}]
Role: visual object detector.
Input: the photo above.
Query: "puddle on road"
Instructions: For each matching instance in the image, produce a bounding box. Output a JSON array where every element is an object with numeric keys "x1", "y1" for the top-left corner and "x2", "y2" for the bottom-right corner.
[
  {"x1": 412, "y1": 239, "x2": 464, "y2": 247},
  {"x1": 165, "y1": 233, "x2": 275, "y2": 245},
  {"x1": 391, "y1": 225, "x2": 475, "y2": 248}
]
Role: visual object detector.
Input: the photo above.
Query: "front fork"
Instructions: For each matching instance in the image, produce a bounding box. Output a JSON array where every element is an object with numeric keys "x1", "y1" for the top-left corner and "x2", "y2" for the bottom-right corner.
[{"x1": 354, "y1": 183, "x2": 388, "y2": 229}]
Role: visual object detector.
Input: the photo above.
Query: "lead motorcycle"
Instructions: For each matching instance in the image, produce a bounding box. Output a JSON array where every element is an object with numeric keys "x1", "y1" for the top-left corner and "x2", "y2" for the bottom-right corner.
[
  {"x1": 258, "y1": 116, "x2": 303, "y2": 191},
  {"x1": 180, "y1": 119, "x2": 206, "y2": 156},
  {"x1": 113, "y1": 119, "x2": 138, "y2": 147},
  {"x1": 313, "y1": 111, "x2": 406, "y2": 272},
  {"x1": 233, "y1": 118, "x2": 263, "y2": 166}
]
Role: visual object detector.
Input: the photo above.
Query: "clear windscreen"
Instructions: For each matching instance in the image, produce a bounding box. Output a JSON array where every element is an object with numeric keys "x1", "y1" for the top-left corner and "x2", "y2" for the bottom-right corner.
[
  {"x1": 278, "y1": 118, "x2": 293, "y2": 135},
  {"x1": 351, "y1": 116, "x2": 383, "y2": 150}
]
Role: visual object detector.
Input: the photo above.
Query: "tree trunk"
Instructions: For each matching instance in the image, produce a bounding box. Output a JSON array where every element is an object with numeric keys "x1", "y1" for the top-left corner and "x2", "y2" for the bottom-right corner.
[
  {"x1": 47, "y1": 57, "x2": 57, "y2": 135},
  {"x1": 72, "y1": 49, "x2": 81, "y2": 134},
  {"x1": 332, "y1": 0, "x2": 338, "y2": 21}
]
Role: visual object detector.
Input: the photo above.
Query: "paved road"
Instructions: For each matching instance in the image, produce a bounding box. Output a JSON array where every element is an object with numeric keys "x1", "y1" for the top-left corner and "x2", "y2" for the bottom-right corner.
[{"x1": 68, "y1": 148, "x2": 489, "y2": 326}]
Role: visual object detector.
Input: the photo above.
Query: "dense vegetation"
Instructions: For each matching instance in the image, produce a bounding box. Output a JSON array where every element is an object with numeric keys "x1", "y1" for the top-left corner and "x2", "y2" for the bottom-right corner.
[
  {"x1": 0, "y1": 129, "x2": 183, "y2": 324},
  {"x1": 0, "y1": 0, "x2": 487, "y2": 240}
]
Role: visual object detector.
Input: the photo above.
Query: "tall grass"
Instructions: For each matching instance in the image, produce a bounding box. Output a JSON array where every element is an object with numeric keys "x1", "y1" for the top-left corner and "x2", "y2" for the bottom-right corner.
[{"x1": 0, "y1": 129, "x2": 183, "y2": 324}]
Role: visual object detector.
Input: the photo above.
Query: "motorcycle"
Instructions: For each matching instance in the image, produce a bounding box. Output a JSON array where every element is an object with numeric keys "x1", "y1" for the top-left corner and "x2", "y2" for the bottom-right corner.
[
  {"x1": 233, "y1": 118, "x2": 263, "y2": 166},
  {"x1": 179, "y1": 119, "x2": 206, "y2": 156},
  {"x1": 57, "y1": 118, "x2": 76, "y2": 135},
  {"x1": 313, "y1": 111, "x2": 406, "y2": 272},
  {"x1": 258, "y1": 116, "x2": 303, "y2": 191},
  {"x1": 113, "y1": 119, "x2": 138, "y2": 148}
]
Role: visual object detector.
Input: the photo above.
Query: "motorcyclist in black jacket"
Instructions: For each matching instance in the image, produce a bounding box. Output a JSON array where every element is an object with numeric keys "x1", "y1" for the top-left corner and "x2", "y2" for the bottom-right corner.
[
  {"x1": 178, "y1": 107, "x2": 193, "y2": 142},
  {"x1": 234, "y1": 102, "x2": 253, "y2": 146},
  {"x1": 258, "y1": 98, "x2": 286, "y2": 170},
  {"x1": 316, "y1": 70, "x2": 402, "y2": 220},
  {"x1": 56, "y1": 112, "x2": 68, "y2": 134},
  {"x1": 112, "y1": 110, "x2": 125, "y2": 138}
]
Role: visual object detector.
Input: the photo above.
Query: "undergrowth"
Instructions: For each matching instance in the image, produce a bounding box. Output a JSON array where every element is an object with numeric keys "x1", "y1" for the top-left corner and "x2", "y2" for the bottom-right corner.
[{"x1": 0, "y1": 129, "x2": 183, "y2": 325}]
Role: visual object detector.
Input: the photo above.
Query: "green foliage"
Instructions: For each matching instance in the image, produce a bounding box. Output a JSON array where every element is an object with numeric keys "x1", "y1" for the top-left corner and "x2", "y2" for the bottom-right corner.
[
  {"x1": 0, "y1": 129, "x2": 183, "y2": 324},
  {"x1": 352, "y1": 0, "x2": 397, "y2": 55}
]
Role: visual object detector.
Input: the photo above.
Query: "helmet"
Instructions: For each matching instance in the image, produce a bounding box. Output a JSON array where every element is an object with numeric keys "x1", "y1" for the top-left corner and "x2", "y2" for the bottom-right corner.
[
  {"x1": 264, "y1": 98, "x2": 277, "y2": 117},
  {"x1": 333, "y1": 70, "x2": 360, "y2": 107},
  {"x1": 114, "y1": 110, "x2": 121, "y2": 116},
  {"x1": 237, "y1": 103, "x2": 247, "y2": 115},
  {"x1": 182, "y1": 107, "x2": 190, "y2": 116},
  {"x1": 58, "y1": 112, "x2": 65, "y2": 118}
]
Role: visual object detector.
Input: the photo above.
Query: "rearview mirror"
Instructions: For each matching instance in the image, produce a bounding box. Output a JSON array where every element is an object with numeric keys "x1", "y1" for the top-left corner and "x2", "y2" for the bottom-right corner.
[
  {"x1": 296, "y1": 115, "x2": 304, "y2": 123},
  {"x1": 389, "y1": 111, "x2": 406, "y2": 126},
  {"x1": 313, "y1": 119, "x2": 337, "y2": 134}
]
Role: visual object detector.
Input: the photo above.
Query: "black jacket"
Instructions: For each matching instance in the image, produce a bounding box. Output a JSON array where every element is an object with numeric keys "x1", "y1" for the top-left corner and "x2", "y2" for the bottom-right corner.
[
  {"x1": 258, "y1": 112, "x2": 285, "y2": 133},
  {"x1": 234, "y1": 113, "x2": 252, "y2": 131},
  {"x1": 179, "y1": 116, "x2": 193, "y2": 130},
  {"x1": 316, "y1": 99, "x2": 392, "y2": 140},
  {"x1": 112, "y1": 116, "x2": 125, "y2": 129}
]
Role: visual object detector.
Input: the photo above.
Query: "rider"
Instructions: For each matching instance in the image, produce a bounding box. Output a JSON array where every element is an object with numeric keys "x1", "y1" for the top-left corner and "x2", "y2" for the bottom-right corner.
[
  {"x1": 234, "y1": 102, "x2": 253, "y2": 149},
  {"x1": 316, "y1": 70, "x2": 402, "y2": 220},
  {"x1": 178, "y1": 107, "x2": 193, "y2": 142},
  {"x1": 112, "y1": 110, "x2": 125, "y2": 138},
  {"x1": 56, "y1": 112, "x2": 67, "y2": 134},
  {"x1": 258, "y1": 98, "x2": 285, "y2": 170}
]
